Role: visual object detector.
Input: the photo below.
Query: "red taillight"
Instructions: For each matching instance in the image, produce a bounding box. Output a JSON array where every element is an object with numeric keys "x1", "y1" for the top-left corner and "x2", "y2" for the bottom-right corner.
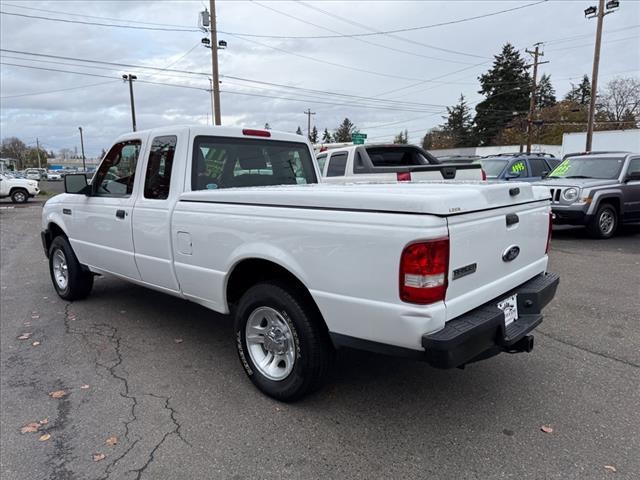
[
  {"x1": 546, "y1": 212, "x2": 553, "y2": 253},
  {"x1": 319, "y1": 146, "x2": 328, "y2": 152},
  {"x1": 399, "y1": 239, "x2": 449, "y2": 304},
  {"x1": 481, "y1": 168, "x2": 487, "y2": 181},
  {"x1": 242, "y1": 129, "x2": 271, "y2": 137},
  {"x1": 397, "y1": 171, "x2": 411, "y2": 182}
]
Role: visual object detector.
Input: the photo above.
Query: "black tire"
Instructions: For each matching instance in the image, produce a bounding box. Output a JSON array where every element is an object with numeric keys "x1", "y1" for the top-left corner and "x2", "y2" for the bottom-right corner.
[
  {"x1": 587, "y1": 203, "x2": 618, "y2": 239},
  {"x1": 10, "y1": 188, "x2": 28, "y2": 204},
  {"x1": 48, "y1": 236, "x2": 94, "y2": 300},
  {"x1": 234, "y1": 281, "x2": 334, "y2": 401}
]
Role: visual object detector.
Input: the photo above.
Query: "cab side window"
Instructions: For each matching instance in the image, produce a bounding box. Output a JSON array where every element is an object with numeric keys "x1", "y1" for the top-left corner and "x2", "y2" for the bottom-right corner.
[
  {"x1": 528, "y1": 158, "x2": 549, "y2": 177},
  {"x1": 509, "y1": 160, "x2": 528, "y2": 177},
  {"x1": 144, "y1": 136, "x2": 177, "y2": 200},
  {"x1": 627, "y1": 158, "x2": 640, "y2": 175},
  {"x1": 316, "y1": 153, "x2": 327, "y2": 174},
  {"x1": 93, "y1": 140, "x2": 141, "y2": 196},
  {"x1": 326, "y1": 152, "x2": 348, "y2": 177}
]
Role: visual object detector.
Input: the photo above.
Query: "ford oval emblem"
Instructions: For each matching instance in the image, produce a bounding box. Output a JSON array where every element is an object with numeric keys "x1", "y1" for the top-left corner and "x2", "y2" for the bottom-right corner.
[{"x1": 502, "y1": 245, "x2": 520, "y2": 262}]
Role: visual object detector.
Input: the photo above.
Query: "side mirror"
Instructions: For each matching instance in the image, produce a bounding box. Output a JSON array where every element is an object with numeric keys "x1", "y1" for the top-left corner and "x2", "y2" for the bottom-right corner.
[
  {"x1": 625, "y1": 171, "x2": 640, "y2": 182},
  {"x1": 64, "y1": 173, "x2": 90, "y2": 195},
  {"x1": 541, "y1": 170, "x2": 550, "y2": 178}
]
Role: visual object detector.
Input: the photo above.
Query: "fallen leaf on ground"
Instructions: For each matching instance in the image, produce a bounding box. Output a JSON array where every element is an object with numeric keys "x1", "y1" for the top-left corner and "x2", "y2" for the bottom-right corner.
[
  {"x1": 18, "y1": 333, "x2": 32, "y2": 340},
  {"x1": 80, "y1": 384, "x2": 90, "y2": 389},
  {"x1": 32, "y1": 341, "x2": 41, "y2": 347},
  {"x1": 31, "y1": 314, "x2": 40, "y2": 319},
  {"x1": 39, "y1": 418, "x2": 49, "y2": 425},
  {"x1": 105, "y1": 436, "x2": 118, "y2": 446},
  {"x1": 21, "y1": 422, "x2": 41, "y2": 434},
  {"x1": 93, "y1": 453, "x2": 106, "y2": 462},
  {"x1": 174, "y1": 338, "x2": 183, "y2": 344},
  {"x1": 540, "y1": 425, "x2": 553, "y2": 433},
  {"x1": 604, "y1": 465, "x2": 617, "y2": 472},
  {"x1": 48, "y1": 390, "x2": 67, "y2": 399},
  {"x1": 38, "y1": 433, "x2": 51, "y2": 441},
  {"x1": 24, "y1": 322, "x2": 31, "y2": 327}
]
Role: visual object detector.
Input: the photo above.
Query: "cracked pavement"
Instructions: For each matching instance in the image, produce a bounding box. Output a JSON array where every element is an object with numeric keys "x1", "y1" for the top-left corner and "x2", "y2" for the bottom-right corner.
[{"x1": 1, "y1": 204, "x2": 639, "y2": 479}]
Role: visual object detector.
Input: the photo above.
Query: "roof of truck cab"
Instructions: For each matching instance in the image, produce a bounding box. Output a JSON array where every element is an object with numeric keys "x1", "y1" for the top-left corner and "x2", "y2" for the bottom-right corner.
[{"x1": 112, "y1": 125, "x2": 311, "y2": 144}]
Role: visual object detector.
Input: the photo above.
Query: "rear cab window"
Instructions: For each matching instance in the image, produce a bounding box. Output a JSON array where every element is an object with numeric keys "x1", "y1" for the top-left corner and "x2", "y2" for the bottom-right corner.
[
  {"x1": 191, "y1": 136, "x2": 317, "y2": 190},
  {"x1": 365, "y1": 148, "x2": 423, "y2": 167},
  {"x1": 316, "y1": 153, "x2": 328, "y2": 175}
]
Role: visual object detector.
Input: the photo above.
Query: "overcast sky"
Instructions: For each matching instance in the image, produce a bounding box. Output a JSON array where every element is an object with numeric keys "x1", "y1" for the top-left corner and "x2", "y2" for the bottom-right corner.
[{"x1": 1, "y1": 0, "x2": 639, "y2": 157}]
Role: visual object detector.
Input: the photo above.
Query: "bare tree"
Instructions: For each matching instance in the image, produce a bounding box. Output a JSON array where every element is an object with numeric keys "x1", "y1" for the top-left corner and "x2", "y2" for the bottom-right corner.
[{"x1": 597, "y1": 77, "x2": 640, "y2": 129}]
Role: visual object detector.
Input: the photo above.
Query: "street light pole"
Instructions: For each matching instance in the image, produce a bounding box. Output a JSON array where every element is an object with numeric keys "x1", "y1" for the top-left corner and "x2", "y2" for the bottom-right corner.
[
  {"x1": 122, "y1": 74, "x2": 137, "y2": 132},
  {"x1": 584, "y1": 0, "x2": 619, "y2": 152},
  {"x1": 78, "y1": 127, "x2": 86, "y2": 172}
]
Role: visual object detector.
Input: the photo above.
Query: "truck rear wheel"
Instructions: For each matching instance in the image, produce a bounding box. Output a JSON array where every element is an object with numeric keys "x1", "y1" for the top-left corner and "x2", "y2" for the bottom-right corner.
[
  {"x1": 11, "y1": 188, "x2": 28, "y2": 204},
  {"x1": 587, "y1": 204, "x2": 617, "y2": 239},
  {"x1": 49, "y1": 236, "x2": 94, "y2": 300},
  {"x1": 234, "y1": 281, "x2": 333, "y2": 401}
]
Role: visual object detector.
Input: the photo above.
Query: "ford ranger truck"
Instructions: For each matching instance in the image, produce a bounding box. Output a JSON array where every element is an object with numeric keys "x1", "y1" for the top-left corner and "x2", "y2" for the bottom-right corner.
[{"x1": 41, "y1": 126, "x2": 558, "y2": 401}]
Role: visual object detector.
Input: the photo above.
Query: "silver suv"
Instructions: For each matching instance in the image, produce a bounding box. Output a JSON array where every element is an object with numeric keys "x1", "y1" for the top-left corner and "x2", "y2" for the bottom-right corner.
[{"x1": 535, "y1": 152, "x2": 640, "y2": 238}]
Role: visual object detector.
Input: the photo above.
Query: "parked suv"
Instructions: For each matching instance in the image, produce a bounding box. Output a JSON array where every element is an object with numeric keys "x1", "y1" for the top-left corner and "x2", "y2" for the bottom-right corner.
[
  {"x1": 474, "y1": 153, "x2": 561, "y2": 182},
  {"x1": 535, "y1": 152, "x2": 640, "y2": 238}
]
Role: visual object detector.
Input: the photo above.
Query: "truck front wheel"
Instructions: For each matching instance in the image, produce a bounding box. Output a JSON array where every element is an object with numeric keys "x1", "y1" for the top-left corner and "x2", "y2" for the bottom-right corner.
[
  {"x1": 48, "y1": 236, "x2": 94, "y2": 300},
  {"x1": 11, "y1": 188, "x2": 28, "y2": 203},
  {"x1": 234, "y1": 281, "x2": 333, "y2": 401}
]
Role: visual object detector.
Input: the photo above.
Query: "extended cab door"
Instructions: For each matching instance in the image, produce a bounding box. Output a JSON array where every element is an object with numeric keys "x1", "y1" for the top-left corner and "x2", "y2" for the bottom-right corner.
[
  {"x1": 68, "y1": 139, "x2": 143, "y2": 280},
  {"x1": 131, "y1": 135, "x2": 181, "y2": 291}
]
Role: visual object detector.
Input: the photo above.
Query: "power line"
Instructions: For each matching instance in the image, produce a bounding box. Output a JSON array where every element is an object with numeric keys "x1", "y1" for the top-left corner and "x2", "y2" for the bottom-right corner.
[
  {"x1": 0, "y1": 1, "x2": 549, "y2": 39},
  {"x1": 249, "y1": 0, "x2": 478, "y2": 66},
  {"x1": 0, "y1": 80, "x2": 118, "y2": 99},
  {"x1": 295, "y1": 0, "x2": 488, "y2": 59},
  {"x1": 1, "y1": 50, "x2": 451, "y2": 109},
  {"x1": 545, "y1": 34, "x2": 639, "y2": 53}
]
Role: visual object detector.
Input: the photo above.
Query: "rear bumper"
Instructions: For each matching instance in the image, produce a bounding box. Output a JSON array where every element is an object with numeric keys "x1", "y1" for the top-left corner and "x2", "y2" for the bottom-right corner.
[{"x1": 422, "y1": 272, "x2": 559, "y2": 369}]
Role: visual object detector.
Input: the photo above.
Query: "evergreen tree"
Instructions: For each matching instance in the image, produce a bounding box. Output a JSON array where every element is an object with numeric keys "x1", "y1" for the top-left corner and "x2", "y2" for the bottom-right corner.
[
  {"x1": 441, "y1": 94, "x2": 475, "y2": 147},
  {"x1": 474, "y1": 43, "x2": 531, "y2": 146},
  {"x1": 296, "y1": 126, "x2": 303, "y2": 135},
  {"x1": 535, "y1": 74, "x2": 557, "y2": 108},
  {"x1": 564, "y1": 75, "x2": 591, "y2": 105},
  {"x1": 310, "y1": 125, "x2": 319, "y2": 143},
  {"x1": 321, "y1": 128, "x2": 332, "y2": 143},
  {"x1": 393, "y1": 129, "x2": 409, "y2": 144},
  {"x1": 333, "y1": 118, "x2": 356, "y2": 142}
]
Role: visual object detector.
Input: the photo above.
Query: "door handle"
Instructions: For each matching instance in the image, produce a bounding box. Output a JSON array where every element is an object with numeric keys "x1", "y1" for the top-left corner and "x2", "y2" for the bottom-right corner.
[{"x1": 116, "y1": 209, "x2": 126, "y2": 219}]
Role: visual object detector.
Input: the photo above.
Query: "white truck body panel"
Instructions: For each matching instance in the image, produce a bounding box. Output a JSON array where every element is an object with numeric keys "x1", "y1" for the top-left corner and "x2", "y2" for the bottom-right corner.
[{"x1": 42, "y1": 126, "x2": 551, "y2": 351}]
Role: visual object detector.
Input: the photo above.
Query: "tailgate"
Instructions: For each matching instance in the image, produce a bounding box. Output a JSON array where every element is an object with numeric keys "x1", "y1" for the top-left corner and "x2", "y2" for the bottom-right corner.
[{"x1": 444, "y1": 201, "x2": 550, "y2": 321}]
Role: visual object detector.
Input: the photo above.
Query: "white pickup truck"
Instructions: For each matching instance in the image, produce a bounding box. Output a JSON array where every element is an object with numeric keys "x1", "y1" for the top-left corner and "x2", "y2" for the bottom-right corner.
[
  {"x1": 42, "y1": 126, "x2": 558, "y2": 401},
  {"x1": 317, "y1": 144, "x2": 485, "y2": 182},
  {"x1": 0, "y1": 172, "x2": 40, "y2": 203}
]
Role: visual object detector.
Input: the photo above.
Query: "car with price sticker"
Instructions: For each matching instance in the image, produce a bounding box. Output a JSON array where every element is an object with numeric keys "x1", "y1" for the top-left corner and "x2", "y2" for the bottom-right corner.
[
  {"x1": 536, "y1": 152, "x2": 640, "y2": 238},
  {"x1": 475, "y1": 153, "x2": 561, "y2": 182},
  {"x1": 41, "y1": 126, "x2": 558, "y2": 400}
]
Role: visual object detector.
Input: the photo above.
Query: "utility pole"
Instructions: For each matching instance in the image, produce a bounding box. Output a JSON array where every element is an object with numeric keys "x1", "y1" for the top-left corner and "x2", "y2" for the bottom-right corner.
[
  {"x1": 78, "y1": 127, "x2": 86, "y2": 172},
  {"x1": 209, "y1": 0, "x2": 222, "y2": 125},
  {"x1": 525, "y1": 43, "x2": 548, "y2": 154},
  {"x1": 208, "y1": 78, "x2": 215, "y2": 125},
  {"x1": 304, "y1": 108, "x2": 316, "y2": 140},
  {"x1": 584, "y1": 0, "x2": 619, "y2": 152},
  {"x1": 122, "y1": 74, "x2": 137, "y2": 132},
  {"x1": 35, "y1": 137, "x2": 42, "y2": 169}
]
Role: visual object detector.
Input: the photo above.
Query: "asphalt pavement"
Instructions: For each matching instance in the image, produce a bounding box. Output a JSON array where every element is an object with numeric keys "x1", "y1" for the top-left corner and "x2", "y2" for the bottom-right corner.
[{"x1": 1, "y1": 204, "x2": 638, "y2": 480}]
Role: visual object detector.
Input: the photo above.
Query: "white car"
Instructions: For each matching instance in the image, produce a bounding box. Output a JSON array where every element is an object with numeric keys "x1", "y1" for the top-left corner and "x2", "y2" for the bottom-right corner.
[
  {"x1": 0, "y1": 173, "x2": 40, "y2": 203},
  {"x1": 47, "y1": 171, "x2": 62, "y2": 181},
  {"x1": 25, "y1": 168, "x2": 43, "y2": 180},
  {"x1": 41, "y1": 126, "x2": 558, "y2": 401}
]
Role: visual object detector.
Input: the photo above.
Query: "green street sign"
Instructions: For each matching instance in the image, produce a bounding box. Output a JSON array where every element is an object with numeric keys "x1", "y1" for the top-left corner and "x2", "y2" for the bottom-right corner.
[{"x1": 352, "y1": 133, "x2": 367, "y2": 144}]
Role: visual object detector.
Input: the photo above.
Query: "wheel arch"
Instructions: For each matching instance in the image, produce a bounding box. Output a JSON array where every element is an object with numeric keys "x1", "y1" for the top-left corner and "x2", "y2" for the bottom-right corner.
[
  {"x1": 588, "y1": 189, "x2": 624, "y2": 215},
  {"x1": 225, "y1": 257, "x2": 328, "y2": 332}
]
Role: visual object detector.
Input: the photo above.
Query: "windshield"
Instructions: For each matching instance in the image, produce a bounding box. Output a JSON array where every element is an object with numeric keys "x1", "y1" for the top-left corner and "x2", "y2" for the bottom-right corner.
[
  {"x1": 548, "y1": 157, "x2": 624, "y2": 179},
  {"x1": 474, "y1": 159, "x2": 508, "y2": 178},
  {"x1": 192, "y1": 136, "x2": 317, "y2": 190}
]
